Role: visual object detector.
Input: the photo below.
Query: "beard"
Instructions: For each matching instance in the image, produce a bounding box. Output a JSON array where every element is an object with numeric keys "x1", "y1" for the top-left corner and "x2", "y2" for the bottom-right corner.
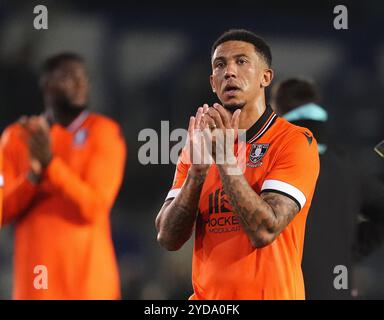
[
  {"x1": 54, "y1": 94, "x2": 87, "y2": 117},
  {"x1": 223, "y1": 102, "x2": 246, "y2": 113}
]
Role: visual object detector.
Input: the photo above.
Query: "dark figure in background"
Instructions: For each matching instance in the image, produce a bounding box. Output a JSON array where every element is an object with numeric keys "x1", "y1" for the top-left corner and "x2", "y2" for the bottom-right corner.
[{"x1": 271, "y1": 78, "x2": 384, "y2": 299}]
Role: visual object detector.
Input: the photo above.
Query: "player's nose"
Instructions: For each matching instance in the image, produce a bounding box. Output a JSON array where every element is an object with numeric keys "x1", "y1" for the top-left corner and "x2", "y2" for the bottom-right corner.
[
  {"x1": 74, "y1": 76, "x2": 88, "y2": 91},
  {"x1": 224, "y1": 62, "x2": 237, "y2": 79}
]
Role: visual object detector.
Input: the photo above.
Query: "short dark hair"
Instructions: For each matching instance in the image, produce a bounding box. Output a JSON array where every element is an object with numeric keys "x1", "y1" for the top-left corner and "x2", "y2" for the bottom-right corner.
[
  {"x1": 273, "y1": 78, "x2": 320, "y2": 115},
  {"x1": 211, "y1": 29, "x2": 272, "y2": 67},
  {"x1": 40, "y1": 52, "x2": 85, "y2": 77}
]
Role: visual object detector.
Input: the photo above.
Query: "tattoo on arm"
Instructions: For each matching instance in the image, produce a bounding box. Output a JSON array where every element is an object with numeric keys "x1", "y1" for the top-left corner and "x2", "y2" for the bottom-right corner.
[
  {"x1": 218, "y1": 166, "x2": 299, "y2": 245},
  {"x1": 260, "y1": 192, "x2": 300, "y2": 233},
  {"x1": 156, "y1": 171, "x2": 206, "y2": 250}
]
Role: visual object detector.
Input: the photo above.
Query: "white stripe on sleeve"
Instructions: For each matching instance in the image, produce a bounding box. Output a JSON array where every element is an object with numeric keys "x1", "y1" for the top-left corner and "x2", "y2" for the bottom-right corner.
[
  {"x1": 165, "y1": 188, "x2": 181, "y2": 201},
  {"x1": 261, "y1": 179, "x2": 306, "y2": 209}
]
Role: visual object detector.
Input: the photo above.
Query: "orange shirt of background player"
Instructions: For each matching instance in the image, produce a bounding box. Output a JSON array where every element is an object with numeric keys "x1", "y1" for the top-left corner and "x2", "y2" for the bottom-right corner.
[
  {"x1": 0, "y1": 150, "x2": 3, "y2": 226},
  {"x1": 1, "y1": 112, "x2": 126, "y2": 299}
]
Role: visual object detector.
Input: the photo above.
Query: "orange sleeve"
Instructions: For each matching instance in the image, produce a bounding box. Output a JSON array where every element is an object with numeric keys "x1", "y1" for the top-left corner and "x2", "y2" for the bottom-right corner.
[
  {"x1": 261, "y1": 129, "x2": 320, "y2": 211},
  {"x1": 43, "y1": 121, "x2": 126, "y2": 224},
  {"x1": 0, "y1": 148, "x2": 3, "y2": 226},
  {"x1": 165, "y1": 148, "x2": 191, "y2": 201},
  {"x1": 1, "y1": 126, "x2": 39, "y2": 225}
]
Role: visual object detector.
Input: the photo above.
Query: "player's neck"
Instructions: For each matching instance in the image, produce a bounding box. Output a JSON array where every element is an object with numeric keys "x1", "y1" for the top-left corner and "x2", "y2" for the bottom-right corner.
[
  {"x1": 239, "y1": 97, "x2": 267, "y2": 130},
  {"x1": 45, "y1": 105, "x2": 86, "y2": 128}
]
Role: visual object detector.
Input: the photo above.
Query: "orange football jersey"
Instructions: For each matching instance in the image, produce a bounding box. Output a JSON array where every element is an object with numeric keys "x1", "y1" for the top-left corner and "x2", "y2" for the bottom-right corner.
[
  {"x1": 1, "y1": 111, "x2": 126, "y2": 299},
  {"x1": 166, "y1": 105, "x2": 320, "y2": 300},
  {"x1": 0, "y1": 148, "x2": 3, "y2": 226}
]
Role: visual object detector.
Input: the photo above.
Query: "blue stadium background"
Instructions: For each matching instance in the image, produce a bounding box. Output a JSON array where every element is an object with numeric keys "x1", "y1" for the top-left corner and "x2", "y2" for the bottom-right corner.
[{"x1": 0, "y1": 0, "x2": 383, "y2": 299}]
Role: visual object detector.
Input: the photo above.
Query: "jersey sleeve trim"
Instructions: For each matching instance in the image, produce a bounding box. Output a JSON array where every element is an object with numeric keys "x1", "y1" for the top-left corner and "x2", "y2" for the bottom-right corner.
[
  {"x1": 165, "y1": 188, "x2": 181, "y2": 201},
  {"x1": 261, "y1": 179, "x2": 306, "y2": 210}
]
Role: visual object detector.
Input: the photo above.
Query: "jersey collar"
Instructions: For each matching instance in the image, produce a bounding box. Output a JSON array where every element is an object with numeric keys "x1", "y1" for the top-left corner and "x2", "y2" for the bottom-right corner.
[
  {"x1": 246, "y1": 105, "x2": 278, "y2": 143},
  {"x1": 67, "y1": 111, "x2": 90, "y2": 133}
]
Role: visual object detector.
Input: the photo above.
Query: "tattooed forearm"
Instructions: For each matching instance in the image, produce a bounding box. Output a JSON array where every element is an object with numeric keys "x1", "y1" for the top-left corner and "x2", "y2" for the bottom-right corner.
[
  {"x1": 218, "y1": 165, "x2": 299, "y2": 247},
  {"x1": 218, "y1": 166, "x2": 271, "y2": 233},
  {"x1": 156, "y1": 171, "x2": 206, "y2": 251},
  {"x1": 260, "y1": 192, "x2": 299, "y2": 231}
]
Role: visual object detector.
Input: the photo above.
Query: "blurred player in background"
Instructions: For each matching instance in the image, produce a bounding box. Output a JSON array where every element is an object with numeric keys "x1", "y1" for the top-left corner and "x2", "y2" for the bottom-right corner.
[
  {"x1": 1, "y1": 53, "x2": 126, "y2": 299},
  {"x1": 271, "y1": 78, "x2": 384, "y2": 299},
  {"x1": 156, "y1": 29, "x2": 320, "y2": 300}
]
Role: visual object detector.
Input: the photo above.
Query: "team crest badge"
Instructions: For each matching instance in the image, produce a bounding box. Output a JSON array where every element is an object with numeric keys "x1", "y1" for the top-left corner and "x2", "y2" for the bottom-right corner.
[
  {"x1": 247, "y1": 143, "x2": 269, "y2": 168},
  {"x1": 73, "y1": 129, "x2": 88, "y2": 147}
]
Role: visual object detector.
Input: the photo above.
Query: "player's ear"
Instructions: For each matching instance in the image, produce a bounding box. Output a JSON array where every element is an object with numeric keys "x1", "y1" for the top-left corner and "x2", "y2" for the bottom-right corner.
[
  {"x1": 261, "y1": 68, "x2": 274, "y2": 88},
  {"x1": 209, "y1": 75, "x2": 216, "y2": 93}
]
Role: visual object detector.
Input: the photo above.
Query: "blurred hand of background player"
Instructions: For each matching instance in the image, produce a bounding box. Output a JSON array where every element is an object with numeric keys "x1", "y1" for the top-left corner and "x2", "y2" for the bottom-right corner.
[
  {"x1": 200, "y1": 103, "x2": 241, "y2": 165},
  {"x1": 19, "y1": 116, "x2": 52, "y2": 178}
]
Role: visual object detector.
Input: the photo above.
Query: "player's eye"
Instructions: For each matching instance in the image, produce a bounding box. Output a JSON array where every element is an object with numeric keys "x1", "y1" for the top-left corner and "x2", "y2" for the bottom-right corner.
[
  {"x1": 237, "y1": 58, "x2": 247, "y2": 65},
  {"x1": 57, "y1": 72, "x2": 72, "y2": 80},
  {"x1": 215, "y1": 61, "x2": 225, "y2": 69}
]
